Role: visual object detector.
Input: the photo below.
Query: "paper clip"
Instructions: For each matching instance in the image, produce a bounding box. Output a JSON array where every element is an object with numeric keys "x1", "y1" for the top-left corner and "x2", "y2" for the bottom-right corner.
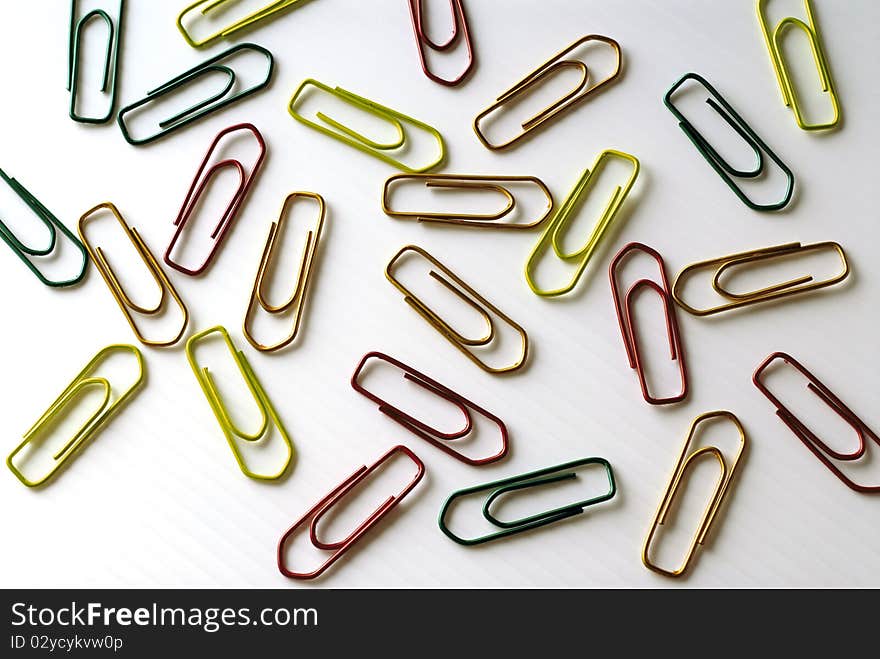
[
  {"x1": 672, "y1": 241, "x2": 849, "y2": 317},
  {"x1": 288, "y1": 78, "x2": 446, "y2": 173},
  {"x1": 78, "y1": 202, "x2": 189, "y2": 348},
  {"x1": 754, "y1": 352, "x2": 879, "y2": 493},
  {"x1": 642, "y1": 411, "x2": 746, "y2": 577},
  {"x1": 381, "y1": 174, "x2": 554, "y2": 229},
  {"x1": 0, "y1": 167, "x2": 87, "y2": 288},
  {"x1": 438, "y1": 458, "x2": 616, "y2": 545},
  {"x1": 756, "y1": 0, "x2": 840, "y2": 131},
  {"x1": 67, "y1": 0, "x2": 124, "y2": 124},
  {"x1": 7, "y1": 344, "x2": 145, "y2": 487},
  {"x1": 117, "y1": 43, "x2": 274, "y2": 145},
  {"x1": 386, "y1": 245, "x2": 529, "y2": 374},
  {"x1": 525, "y1": 149, "x2": 639, "y2": 297},
  {"x1": 664, "y1": 72, "x2": 794, "y2": 212},
  {"x1": 243, "y1": 192, "x2": 326, "y2": 353},
  {"x1": 351, "y1": 352, "x2": 508, "y2": 465},
  {"x1": 407, "y1": 0, "x2": 474, "y2": 86},
  {"x1": 185, "y1": 326, "x2": 294, "y2": 481},
  {"x1": 473, "y1": 34, "x2": 622, "y2": 150},
  {"x1": 165, "y1": 124, "x2": 266, "y2": 276},
  {"x1": 278, "y1": 445, "x2": 425, "y2": 580},
  {"x1": 609, "y1": 242, "x2": 687, "y2": 405},
  {"x1": 177, "y1": 0, "x2": 310, "y2": 49}
]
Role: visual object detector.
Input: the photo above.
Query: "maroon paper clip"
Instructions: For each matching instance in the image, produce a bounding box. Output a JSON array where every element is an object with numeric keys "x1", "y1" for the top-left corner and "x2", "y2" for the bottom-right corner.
[
  {"x1": 609, "y1": 242, "x2": 688, "y2": 405},
  {"x1": 164, "y1": 123, "x2": 266, "y2": 276},
  {"x1": 351, "y1": 351, "x2": 508, "y2": 465},
  {"x1": 408, "y1": 0, "x2": 474, "y2": 86},
  {"x1": 753, "y1": 352, "x2": 880, "y2": 493},
  {"x1": 277, "y1": 445, "x2": 425, "y2": 580}
]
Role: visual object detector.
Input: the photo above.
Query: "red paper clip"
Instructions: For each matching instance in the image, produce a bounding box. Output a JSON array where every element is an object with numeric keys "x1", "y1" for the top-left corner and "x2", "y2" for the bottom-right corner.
[
  {"x1": 408, "y1": 0, "x2": 474, "y2": 86},
  {"x1": 609, "y1": 242, "x2": 688, "y2": 405},
  {"x1": 351, "y1": 352, "x2": 508, "y2": 465},
  {"x1": 277, "y1": 445, "x2": 425, "y2": 580},
  {"x1": 164, "y1": 123, "x2": 266, "y2": 275},
  {"x1": 753, "y1": 352, "x2": 880, "y2": 493}
]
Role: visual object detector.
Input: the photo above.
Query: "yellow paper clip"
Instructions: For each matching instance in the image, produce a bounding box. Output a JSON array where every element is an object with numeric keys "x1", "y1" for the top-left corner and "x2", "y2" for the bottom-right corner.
[
  {"x1": 525, "y1": 149, "x2": 639, "y2": 297},
  {"x1": 672, "y1": 241, "x2": 849, "y2": 317},
  {"x1": 185, "y1": 326, "x2": 294, "y2": 480},
  {"x1": 386, "y1": 245, "x2": 529, "y2": 374},
  {"x1": 177, "y1": 0, "x2": 310, "y2": 48},
  {"x1": 473, "y1": 34, "x2": 622, "y2": 150},
  {"x1": 756, "y1": 0, "x2": 840, "y2": 130},
  {"x1": 288, "y1": 78, "x2": 446, "y2": 173},
  {"x1": 7, "y1": 344, "x2": 145, "y2": 487},
  {"x1": 243, "y1": 192, "x2": 326, "y2": 353},
  {"x1": 78, "y1": 202, "x2": 189, "y2": 347},
  {"x1": 642, "y1": 411, "x2": 746, "y2": 577}
]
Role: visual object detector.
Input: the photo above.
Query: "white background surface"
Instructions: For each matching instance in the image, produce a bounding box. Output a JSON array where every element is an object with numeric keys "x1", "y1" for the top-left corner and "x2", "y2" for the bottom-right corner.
[{"x1": 1, "y1": 0, "x2": 878, "y2": 588}]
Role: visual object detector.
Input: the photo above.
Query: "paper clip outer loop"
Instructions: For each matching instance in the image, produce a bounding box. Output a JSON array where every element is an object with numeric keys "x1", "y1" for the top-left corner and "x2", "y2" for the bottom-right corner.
[
  {"x1": 408, "y1": 0, "x2": 475, "y2": 86},
  {"x1": 277, "y1": 445, "x2": 425, "y2": 579},
  {"x1": 177, "y1": 0, "x2": 309, "y2": 49},
  {"x1": 641, "y1": 411, "x2": 746, "y2": 577},
  {"x1": 473, "y1": 34, "x2": 622, "y2": 150},
  {"x1": 78, "y1": 202, "x2": 189, "y2": 347},
  {"x1": 664, "y1": 72, "x2": 794, "y2": 212},
  {"x1": 609, "y1": 242, "x2": 688, "y2": 405},
  {"x1": 382, "y1": 174, "x2": 554, "y2": 229},
  {"x1": 243, "y1": 192, "x2": 326, "y2": 352},
  {"x1": 117, "y1": 43, "x2": 274, "y2": 146},
  {"x1": 351, "y1": 352, "x2": 509, "y2": 465},
  {"x1": 7, "y1": 344, "x2": 146, "y2": 488},
  {"x1": 0, "y1": 168, "x2": 88, "y2": 288},
  {"x1": 756, "y1": 0, "x2": 840, "y2": 131},
  {"x1": 386, "y1": 245, "x2": 529, "y2": 374},
  {"x1": 185, "y1": 326, "x2": 294, "y2": 481},
  {"x1": 753, "y1": 352, "x2": 880, "y2": 493},
  {"x1": 525, "y1": 149, "x2": 640, "y2": 297},
  {"x1": 165, "y1": 123, "x2": 267, "y2": 276},
  {"x1": 671, "y1": 241, "x2": 850, "y2": 317},
  {"x1": 438, "y1": 457, "x2": 616, "y2": 545},
  {"x1": 288, "y1": 78, "x2": 446, "y2": 173},
  {"x1": 68, "y1": 1, "x2": 124, "y2": 124}
]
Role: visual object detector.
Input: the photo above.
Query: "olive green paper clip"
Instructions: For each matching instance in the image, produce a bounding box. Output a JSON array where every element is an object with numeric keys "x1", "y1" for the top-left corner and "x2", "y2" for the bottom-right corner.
[{"x1": 177, "y1": 0, "x2": 312, "y2": 48}]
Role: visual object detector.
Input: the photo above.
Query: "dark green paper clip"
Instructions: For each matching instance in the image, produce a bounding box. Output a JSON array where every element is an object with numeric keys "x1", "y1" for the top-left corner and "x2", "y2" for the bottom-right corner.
[
  {"x1": 0, "y1": 167, "x2": 87, "y2": 287},
  {"x1": 68, "y1": 1, "x2": 124, "y2": 124},
  {"x1": 438, "y1": 457, "x2": 616, "y2": 545},
  {"x1": 664, "y1": 72, "x2": 794, "y2": 212},
  {"x1": 117, "y1": 43, "x2": 274, "y2": 145}
]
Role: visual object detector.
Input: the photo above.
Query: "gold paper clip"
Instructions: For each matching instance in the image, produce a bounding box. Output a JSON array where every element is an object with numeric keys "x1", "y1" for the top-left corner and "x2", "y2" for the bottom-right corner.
[
  {"x1": 78, "y1": 202, "x2": 189, "y2": 347},
  {"x1": 672, "y1": 241, "x2": 849, "y2": 317},
  {"x1": 185, "y1": 326, "x2": 293, "y2": 481},
  {"x1": 525, "y1": 149, "x2": 639, "y2": 297},
  {"x1": 288, "y1": 78, "x2": 446, "y2": 173},
  {"x1": 381, "y1": 174, "x2": 554, "y2": 229},
  {"x1": 177, "y1": 0, "x2": 310, "y2": 48},
  {"x1": 756, "y1": 0, "x2": 840, "y2": 130},
  {"x1": 642, "y1": 411, "x2": 746, "y2": 577},
  {"x1": 7, "y1": 344, "x2": 145, "y2": 487},
  {"x1": 243, "y1": 192, "x2": 326, "y2": 353},
  {"x1": 386, "y1": 245, "x2": 528, "y2": 374},
  {"x1": 473, "y1": 34, "x2": 622, "y2": 150}
]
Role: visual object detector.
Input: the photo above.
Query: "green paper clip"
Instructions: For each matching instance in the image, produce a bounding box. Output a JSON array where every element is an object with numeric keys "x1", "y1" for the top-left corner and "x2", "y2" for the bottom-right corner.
[
  {"x1": 438, "y1": 457, "x2": 616, "y2": 545},
  {"x1": 185, "y1": 326, "x2": 293, "y2": 481},
  {"x1": 756, "y1": 0, "x2": 840, "y2": 131},
  {"x1": 68, "y1": 0, "x2": 124, "y2": 124},
  {"x1": 288, "y1": 78, "x2": 445, "y2": 173},
  {"x1": 0, "y1": 167, "x2": 87, "y2": 288},
  {"x1": 7, "y1": 344, "x2": 145, "y2": 487},
  {"x1": 665, "y1": 72, "x2": 794, "y2": 212},
  {"x1": 177, "y1": 0, "x2": 312, "y2": 48},
  {"x1": 525, "y1": 149, "x2": 639, "y2": 297}
]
